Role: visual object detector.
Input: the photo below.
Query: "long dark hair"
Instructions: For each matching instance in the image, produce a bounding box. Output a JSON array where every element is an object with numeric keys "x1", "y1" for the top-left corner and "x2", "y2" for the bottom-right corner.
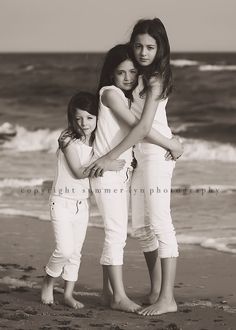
[
  {"x1": 97, "y1": 43, "x2": 137, "y2": 101},
  {"x1": 59, "y1": 91, "x2": 97, "y2": 150},
  {"x1": 130, "y1": 18, "x2": 173, "y2": 99}
]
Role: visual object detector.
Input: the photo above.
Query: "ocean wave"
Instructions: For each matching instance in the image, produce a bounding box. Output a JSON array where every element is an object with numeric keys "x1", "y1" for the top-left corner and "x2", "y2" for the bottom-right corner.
[
  {"x1": 172, "y1": 123, "x2": 198, "y2": 133},
  {"x1": 0, "y1": 122, "x2": 17, "y2": 138},
  {"x1": 181, "y1": 138, "x2": 236, "y2": 162},
  {"x1": 0, "y1": 276, "x2": 100, "y2": 296},
  {"x1": 1, "y1": 124, "x2": 236, "y2": 162},
  {"x1": 178, "y1": 235, "x2": 236, "y2": 254},
  {"x1": 1, "y1": 124, "x2": 61, "y2": 152},
  {"x1": 1, "y1": 206, "x2": 236, "y2": 254},
  {"x1": 0, "y1": 207, "x2": 101, "y2": 222},
  {"x1": 0, "y1": 208, "x2": 45, "y2": 218},
  {"x1": 170, "y1": 59, "x2": 199, "y2": 67},
  {"x1": 0, "y1": 276, "x2": 37, "y2": 288},
  {"x1": 199, "y1": 64, "x2": 236, "y2": 71},
  {"x1": 0, "y1": 178, "x2": 46, "y2": 188}
]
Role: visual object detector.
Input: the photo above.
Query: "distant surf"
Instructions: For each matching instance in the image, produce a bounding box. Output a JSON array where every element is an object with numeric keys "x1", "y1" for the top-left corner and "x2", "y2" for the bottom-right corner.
[
  {"x1": 1, "y1": 124, "x2": 236, "y2": 162},
  {"x1": 199, "y1": 64, "x2": 236, "y2": 71}
]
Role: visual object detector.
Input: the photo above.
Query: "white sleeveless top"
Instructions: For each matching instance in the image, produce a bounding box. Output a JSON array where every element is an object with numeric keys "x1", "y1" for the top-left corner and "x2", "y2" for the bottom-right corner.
[
  {"x1": 131, "y1": 75, "x2": 172, "y2": 139},
  {"x1": 51, "y1": 139, "x2": 93, "y2": 200},
  {"x1": 92, "y1": 85, "x2": 133, "y2": 167}
]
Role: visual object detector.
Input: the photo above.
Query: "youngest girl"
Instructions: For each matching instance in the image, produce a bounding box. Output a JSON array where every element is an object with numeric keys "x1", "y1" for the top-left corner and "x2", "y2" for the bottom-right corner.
[{"x1": 41, "y1": 92, "x2": 124, "y2": 309}]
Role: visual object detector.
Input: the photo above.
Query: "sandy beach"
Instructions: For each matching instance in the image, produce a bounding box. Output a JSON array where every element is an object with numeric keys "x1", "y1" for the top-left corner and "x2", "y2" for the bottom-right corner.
[{"x1": 0, "y1": 215, "x2": 235, "y2": 330}]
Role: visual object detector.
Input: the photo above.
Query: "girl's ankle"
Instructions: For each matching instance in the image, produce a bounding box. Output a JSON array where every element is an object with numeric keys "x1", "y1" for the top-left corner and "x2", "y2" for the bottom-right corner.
[
  {"x1": 112, "y1": 292, "x2": 127, "y2": 302},
  {"x1": 64, "y1": 292, "x2": 73, "y2": 299}
]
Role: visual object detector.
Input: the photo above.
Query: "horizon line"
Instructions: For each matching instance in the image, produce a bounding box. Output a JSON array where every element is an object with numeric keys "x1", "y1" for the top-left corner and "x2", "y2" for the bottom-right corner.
[{"x1": 0, "y1": 50, "x2": 236, "y2": 54}]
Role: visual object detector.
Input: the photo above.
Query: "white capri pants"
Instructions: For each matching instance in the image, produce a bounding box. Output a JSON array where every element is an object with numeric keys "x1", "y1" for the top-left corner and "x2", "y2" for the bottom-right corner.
[
  {"x1": 90, "y1": 168, "x2": 132, "y2": 266},
  {"x1": 45, "y1": 195, "x2": 89, "y2": 282},
  {"x1": 131, "y1": 143, "x2": 179, "y2": 258}
]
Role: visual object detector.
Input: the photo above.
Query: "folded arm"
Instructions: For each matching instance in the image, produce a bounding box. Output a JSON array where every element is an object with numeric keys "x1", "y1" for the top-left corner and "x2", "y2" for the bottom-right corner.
[
  {"x1": 101, "y1": 89, "x2": 177, "y2": 149},
  {"x1": 60, "y1": 136, "x2": 125, "y2": 179},
  {"x1": 86, "y1": 88, "x2": 183, "y2": 176}
]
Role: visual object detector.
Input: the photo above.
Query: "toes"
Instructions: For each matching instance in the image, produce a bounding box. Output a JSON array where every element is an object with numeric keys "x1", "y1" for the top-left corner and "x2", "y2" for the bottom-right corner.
[
  {"x1": 42, "y1": 300, "x2": 53, "y2": 305},
  {"x1": 74, "y1": 302, "x2": 84, "y2": 309},
  {"x1": 138, "y1": 309, "x2": 147, "y2": 315},
  {"x1": 74, "y1": 304, "x2": 84, "y2": 309},
  {"x1": 138, "y1": 308, "x2": 157, "y2": 316}
]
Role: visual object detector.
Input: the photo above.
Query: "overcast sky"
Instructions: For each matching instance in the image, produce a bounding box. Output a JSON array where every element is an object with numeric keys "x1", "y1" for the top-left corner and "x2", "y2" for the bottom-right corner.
[{"x1": 0, "y1": 0, "x2": 235, "y2": 52}]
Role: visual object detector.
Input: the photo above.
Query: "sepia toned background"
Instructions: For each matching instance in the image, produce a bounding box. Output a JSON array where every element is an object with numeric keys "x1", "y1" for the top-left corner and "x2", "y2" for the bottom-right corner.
[{"x1": 0, "y1": 1, "x2": 235, "y2": 329}]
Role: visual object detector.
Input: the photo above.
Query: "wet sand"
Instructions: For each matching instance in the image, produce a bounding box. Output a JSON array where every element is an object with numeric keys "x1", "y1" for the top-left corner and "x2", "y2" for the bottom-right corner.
[{"x1": 0, "y1": 215, "x2": 236, "y2": 330}]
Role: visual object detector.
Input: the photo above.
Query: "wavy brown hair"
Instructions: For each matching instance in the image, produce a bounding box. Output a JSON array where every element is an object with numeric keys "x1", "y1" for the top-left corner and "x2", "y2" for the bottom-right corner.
[
  {"x1": 59, "y1": 92, "x2": 97, "y2": 150},
  {"x1": 130, "y1": 18, "x2": 173, "y2": 99},
  {"x1": 97, "y1": 43, "x2": 138, "y2": 102}
]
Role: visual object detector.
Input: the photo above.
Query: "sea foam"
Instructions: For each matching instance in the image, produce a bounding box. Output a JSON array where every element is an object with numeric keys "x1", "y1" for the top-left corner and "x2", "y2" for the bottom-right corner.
[
  {"x1": 199, "y1": 64, "x2": 236, "y2": 71},
  {"x1": 1, "y1": 206, "x2": 236, "y2": 254},
  {"x1": 177, "y1": 235, "x2": 236, "y2": 254},
  {"x1": 171, "y1": 59, "x2": 199, "y2": 67},
  {"x1": 1, "y1": 124, "x2": 236, "y2": 162},
  {"x1": 181, "y1": 138, "x2": 236, "y2": 162},
  {"x1": 1, "y1": 124, "x2": 61, "y2": 152},
  {"x1": 0, "y1": 178, "x2": 45, "y2": 188}
]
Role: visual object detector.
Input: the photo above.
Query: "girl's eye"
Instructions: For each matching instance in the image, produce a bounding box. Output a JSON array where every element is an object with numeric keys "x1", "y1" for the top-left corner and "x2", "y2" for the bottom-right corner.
[
  {"x1": 134, "y1": 44, "x2": 141, "y2": 49},
  {"x1": 148, "y1": 46, "x2": 155, "y2": 50}
]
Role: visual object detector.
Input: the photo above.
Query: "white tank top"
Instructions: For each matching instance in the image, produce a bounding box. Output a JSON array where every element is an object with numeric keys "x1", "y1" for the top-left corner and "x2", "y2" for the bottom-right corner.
[
  {"x1": 131, "y1": 75, "x2": 172, "y2": 138},
  {"x1": 51, "y1": 139, "x2": 93, "y2": 200},
  {"x1": 92, "y1": 85, "x2": 133, "y2": 167}
]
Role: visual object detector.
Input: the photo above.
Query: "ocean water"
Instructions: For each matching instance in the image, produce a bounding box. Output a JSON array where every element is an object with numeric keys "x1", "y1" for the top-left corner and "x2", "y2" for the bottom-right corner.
[{"x1": 0, "y1": 52, "x2": 236, "y2": 254}]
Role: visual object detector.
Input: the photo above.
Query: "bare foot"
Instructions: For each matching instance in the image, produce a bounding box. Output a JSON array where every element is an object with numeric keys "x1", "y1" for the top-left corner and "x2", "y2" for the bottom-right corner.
[
  {"x1": 64, "y1": 296, "x2": 84, "y2": 309},
  {"x1": 138, "y1": 297, "x2": 177, "y2": 316},
  {"x1": 41, "y1": 276, "x2": 54, "y2": 305},
  {"x1": 142, "y1": 291, "x2": 160, "y2": 305},
  {"x1": 111, "y1": 296, "x2": 141, "y2": 313}
]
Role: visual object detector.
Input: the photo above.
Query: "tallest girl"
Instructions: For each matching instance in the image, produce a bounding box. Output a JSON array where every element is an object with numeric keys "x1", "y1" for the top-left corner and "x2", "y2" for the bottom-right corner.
[{"x1": 89, "y1": 18, "x2": 181, "y2": 316}]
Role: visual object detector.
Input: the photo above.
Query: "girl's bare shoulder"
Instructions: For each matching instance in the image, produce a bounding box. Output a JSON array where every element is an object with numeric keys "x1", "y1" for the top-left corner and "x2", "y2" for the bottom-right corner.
[{"x1": 101, "y1": 87, "x2": 125, "y2": 106}]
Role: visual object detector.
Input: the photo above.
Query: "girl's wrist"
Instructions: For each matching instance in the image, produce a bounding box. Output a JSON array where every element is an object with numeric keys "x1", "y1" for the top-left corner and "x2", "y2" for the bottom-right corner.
[
  {"x1": 169, "y1": 138, "x2": 180, "y2": 151},
  {"x1": 106, "y1": 152, "x2": 116, "y2": 161}
]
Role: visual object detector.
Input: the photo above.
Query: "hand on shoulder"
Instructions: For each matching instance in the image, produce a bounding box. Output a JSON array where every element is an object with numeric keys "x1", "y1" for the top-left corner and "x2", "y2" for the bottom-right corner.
[
  {"x1": 148, "y1": 74, "x2": 163, "y2": 98},
  {"x1": 58, "y1": 130, "x2": 73, "y2": 151}
]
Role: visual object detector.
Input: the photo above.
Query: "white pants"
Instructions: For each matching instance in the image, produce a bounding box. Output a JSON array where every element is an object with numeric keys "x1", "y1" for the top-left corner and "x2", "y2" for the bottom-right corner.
[
  {"x1": 131, "y1": 143, "x2": 179, "y2": 258},
  {"x1": 90, "y1": 168, "x2": 132, "y2": 265},
  {"x1": 45, "y1": 195, "x2": 89, "y2": 282}
]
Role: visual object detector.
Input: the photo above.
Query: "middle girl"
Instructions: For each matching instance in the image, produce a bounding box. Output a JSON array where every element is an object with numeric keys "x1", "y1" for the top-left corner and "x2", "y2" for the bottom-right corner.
[{"x1": 90, "y1": 44, "x2": 181, "y2": 313}]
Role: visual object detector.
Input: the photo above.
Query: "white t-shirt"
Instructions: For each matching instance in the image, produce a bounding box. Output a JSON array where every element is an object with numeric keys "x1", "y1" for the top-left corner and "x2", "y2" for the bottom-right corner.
[
  {"x1": 51, "y1": 139, "x2": 93, "y2": 200},
  {"x1": 92, "y1": 85, "x2": 133, "y2": 167}
]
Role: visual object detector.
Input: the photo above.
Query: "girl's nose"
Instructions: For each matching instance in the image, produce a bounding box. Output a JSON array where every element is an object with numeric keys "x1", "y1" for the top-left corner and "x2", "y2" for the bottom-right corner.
[
  {"x1": 81, "y1": 119, "x2": 86, "y2": 126},
  {"x1": 124, "y1": 72, "x2": 129, "y2": 81},
  {"x1": 141, "y1": 47, "x2": 147, "y2": 56}
]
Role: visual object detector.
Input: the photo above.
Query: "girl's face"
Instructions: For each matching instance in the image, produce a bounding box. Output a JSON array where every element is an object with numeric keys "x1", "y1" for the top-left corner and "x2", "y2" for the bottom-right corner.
[
  {"x1": 133, "y1": 33, "x2": 157, "y2": 66},
  {"x1": 75, "y1": 109, "x2": 96, "y2": 138},
  {"x1": 113, "y1": 59, "x2": 138, "y2": 91}
]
